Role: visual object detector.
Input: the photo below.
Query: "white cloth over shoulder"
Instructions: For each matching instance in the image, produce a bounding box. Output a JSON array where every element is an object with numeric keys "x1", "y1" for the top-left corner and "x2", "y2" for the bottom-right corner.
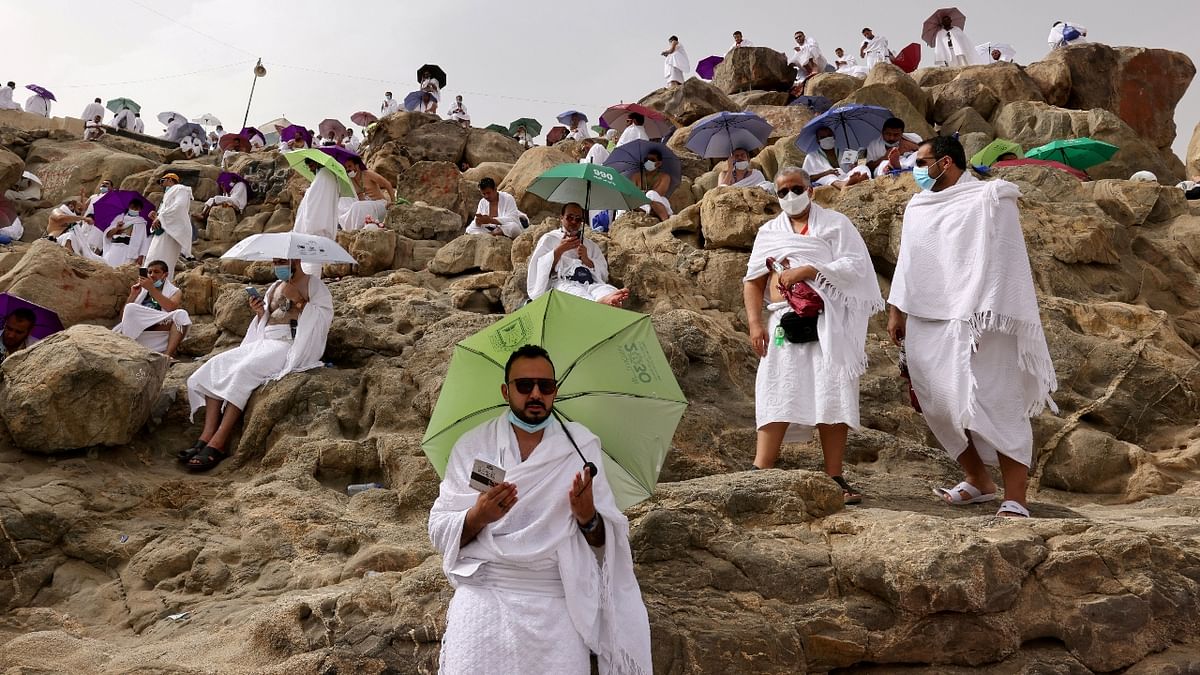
[
  {"x1": 381, "y1": 97, "x2": 402, "y2": 115},
  {"x1": 583, "y1": 143, "x2": 611, "y2": 165},
  {"x1": 429, "y1": 416, "x2": 652, "y2": 675},
  {"x1": 527, "y1": 228, "x2": 618, "y2": 302},
  {"x1": 862, "y1": 35, "x2": 890, "y2": 68},
  {"x1": 934, "y1": 27, "x2": 981, "y2": 66},
  {"x1": 293, "y1": 167, "x2": 339, "y2": 239},
  {"x1": 467, "y1": 192, "x2": 524, "y2": 238},
  {"x1": 722, "y1": 168, "x2": 768, "y2": 189},
  {"x1": 103, "y1": 214, "x2": 148, "y2": 266},
  {"x1": 790, "y1": 39, "x2": 828, "y2": 73},
  {"x1": 0, "y1": 85, "x2": 20, "y2": 110},
  {"x1": 82, "y1": 102, "x2": 105, "y2": 122},
  {"x1": 663, "y1": 43, "x2": 690, "y2": 84},
  {"x1": 147, "y1": 183, "x2": 193, "y2": 277},
  {"x1": 803, "y1": 150, "x2": 870, "y2": 186},
  {"x1": 113, "y1": 280, "x2": 191, "y2": 352},
  {"x1": 206, "y1": 181, "x2": 247, "y2": 211},
  {"x1": 24, "y1": 95, "x2": 50, "y2": 117},
  {"x1": 617, "y1": 124, "x2": 649, "y2": 147},
  {"x1": 1048, "y1": 22, "x2": 1087, "y2": 49}
]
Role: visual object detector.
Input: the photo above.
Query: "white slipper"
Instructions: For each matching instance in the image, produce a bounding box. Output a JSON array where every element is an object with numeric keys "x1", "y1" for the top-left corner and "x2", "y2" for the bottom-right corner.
[
  {"x1": 933, "y1": 481, "x2": 997, "y2": 505},
  {"x1": 996, "y1": 500, "x2": 1031, "y2": 518}
]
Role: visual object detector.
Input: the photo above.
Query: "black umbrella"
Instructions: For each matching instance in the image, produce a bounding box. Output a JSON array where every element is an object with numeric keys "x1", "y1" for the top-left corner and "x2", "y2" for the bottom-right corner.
[{"x1": 417, "y1": 64, "x2": 447, "y2": 88}]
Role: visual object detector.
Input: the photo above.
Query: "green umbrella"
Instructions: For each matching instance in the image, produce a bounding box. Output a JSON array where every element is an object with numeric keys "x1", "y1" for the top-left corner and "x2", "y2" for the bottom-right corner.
[
  {"x1": 528, "y1": 162, "x2": 651, "y2": 211},
  {"x1": 421, "y1": 290, "x2": 688, "y2": 510},
  {"x1": 971, "y1": 139, "x2": 1023, "y2": 167},
  {"x1": 284, "y1": 148, "x2": 356, "y2": 197},
  {"x1": 1025, "y1": 138, "x2": 1118, "y2": 170},
  {"x1": 591, "y1": 124, "x2": 606, "y2": 135},
  {"x1": 508, "y1": 117, "x2": 542, "y2": 136},
  {"x1": 485, "y1": 124, "x2": 510, "y2": 134},
  {"x1": 106, "y1": 97, "x2": 140, "y2": 114}
]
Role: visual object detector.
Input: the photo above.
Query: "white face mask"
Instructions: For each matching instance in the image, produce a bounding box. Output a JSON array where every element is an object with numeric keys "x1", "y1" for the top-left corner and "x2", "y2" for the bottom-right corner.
[
  {"x1": 643, "y1": 159, "x2": 657, "y2": 171},
  {"x1": 733, "y1": 160, "x2": 750, "y2": 171},
  {"x1": 819, "y1": 137, "x2": 836, "y2": 150},
  {"x1": 347, "y1": 170, "x2": 358, "y2": 178},
  {"x1": 127, "y1": 209, "x2": 139, "y2": 216},
  {"x1": 778, "y1": 190, "x2": 811, "y2": 216}
]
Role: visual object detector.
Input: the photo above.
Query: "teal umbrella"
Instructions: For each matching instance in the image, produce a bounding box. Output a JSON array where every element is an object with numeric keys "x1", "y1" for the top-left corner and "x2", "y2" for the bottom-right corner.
[
  {"x1": 106, "y1": 97, "x2": 140, "y2": 114},
  {"x1": 508, "y1": 117, "x2": 542, "y2": 136},
  {"x1": 528, "y1": 162, "x2": 651, "y2": 211},
  {"x1": 283, "y1": 148, "x2": 356, "y2": 197},
  {"x1": 1025, "y1": 138, "x2": 1118, "y2": 171},
  {"x1": 421, "y1": 290, "x2": 688, "y2": 510},
  {"x1": 485, "y1": 124, "x2": 510, "y2": 134}
]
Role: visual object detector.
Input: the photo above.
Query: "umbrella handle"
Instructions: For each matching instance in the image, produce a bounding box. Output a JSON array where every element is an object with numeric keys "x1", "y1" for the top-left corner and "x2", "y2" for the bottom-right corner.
[{"x1": 573, "y1": 461, "x2": 598, "y2": 498}]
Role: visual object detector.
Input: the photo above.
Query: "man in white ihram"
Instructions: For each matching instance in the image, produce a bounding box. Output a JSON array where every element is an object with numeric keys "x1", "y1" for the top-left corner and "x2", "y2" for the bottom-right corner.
[
  {"x1": 527, "y1": 203, "x2": 629, "y2": 307},
  {"x1": 0, "y1": 82, "x2": 20, "y2": 110},
  {"x1": 932, "y1": 14, "x2": 981, "y2": 67},
  {"x1": 887, "y1": 136, "x2": 1057, "y2": 519},
  {"x1": 381, "y1": 91, "x2": 401, "y2": 116},
  {"x1": 146, "y1": 173, "x2": 193, "y2": 278},
  {"x1": 859, "y1": 28, "x2": 890, "y2": 69},
  {"x1": 466, "y1": 177, "x2": 524, "y2": 239},
  {"x1": 429, "y1": 344, "x2": 652, "y2": 675}
]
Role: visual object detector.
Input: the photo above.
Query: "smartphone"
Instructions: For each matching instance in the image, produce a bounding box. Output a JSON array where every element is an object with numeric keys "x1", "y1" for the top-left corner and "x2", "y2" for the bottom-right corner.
[
  {"x1": 244, "y1": 286, "x2": 260, "y2": 299},
  {"x1": 138, "y1": 267, "x2": 148, "y2": 277}
]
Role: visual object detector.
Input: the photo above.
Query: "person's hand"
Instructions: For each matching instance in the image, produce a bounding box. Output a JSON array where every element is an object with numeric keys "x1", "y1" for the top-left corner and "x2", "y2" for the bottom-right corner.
[
  {"x1": 489, "y1": 227, "x2": 503, "y2": 236},
  {"x1": 137, "y1": 276, "x2": 155, "y2": 291},
  {"x1": 887, "y1": 307, "x2": 907, "y2": 346},
  {"x1": 554, "y1": 232, "x2": 580, "y2": 256},
  {"x1": 781, "y1": 265, "x2": 818, "y2": 287},
  {"x1": 748, "y1": 321, "x2": 768, "y2": 358},
  {"x1": 473, "y1": 481, "x2": 518, "y2": 526},
  {"x1": 577, "y1": 244, "x2": 591, "y2": 266},
  {"x1": 568, "y1": 471, "x2": 596, "y2": 525},
  {"x1": 129, "y1": 282, "x2": 142, "y2": 295},
  {"x1": 248, "y1": 295, "x2": 265, "y2": 317},
  {"x1": 476, "y1": 214, "x2": 494, "y2": 225}
]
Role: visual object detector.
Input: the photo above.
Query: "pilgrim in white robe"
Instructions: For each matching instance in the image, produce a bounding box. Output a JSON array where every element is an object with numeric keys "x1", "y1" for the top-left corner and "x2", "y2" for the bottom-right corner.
[
  {"x1": 802, "y1": 150, "x2": 871, "y2": 187},
  {"x1": 381, "y1": 96, "x2": 402, "y2": 115},
  {"x1": 429, "y1": 416, "x2": 652, "y2": 675},
  {"x1": 132, "y1": 116, "x2": 145, "y2": 134},
  {"x1": 112, "y1": 108, "x2": 134, "y2": 130},
  {"x1": 888, "y1": 175, "x2": 1056, "y2": 468},
  {"x1": 566, "y1": 121, "x2": 592, "y2": 141},
  {"x1": 81, "y1": 101, "x2": 105, "y2": 123},
  {"x1": 582, "y1": 143, "x2": 610, "y2": 166},
  {"x1": 112, "y1": 280, "x2": 191, "y2": 353},
  {"x1": 720, "y1": 168, "x2": 769, "y2": 189},
  {"x1": 789, "y1": 39, "x2": 828, "y2": 74},
  {"x1": 616, "y1": 124, "x2": 649, "y2": 147},
  {"x1": 102, "y1": 213, "x2": 148, "y2": 267},
  {"x1": 527, "y1": 228, "x2": 620, "y2": 302},
  {"x1": 663, "y1": 43, "x2": 690, "y2": 84},
  {"x1": 146, "y1": 183, "x2": 194, "y2": 278},
  {"x1": 344, "y1": 135, "x2": 360, "y2": 153},
  {"x1": 293, "y1": 167, "x2": 340, "y2": 274},
  {"x1": 52, "y1": 204, "x2": 104, "y2": 261},
  {"x1": 744, "y1": 207, "x2": 883, "y2": 441},
  {"x1": 1048, "y1": 22, "x2": 1087, "y2": 49},
  {"x1": 205, "y1": 181, "x2": 248, "y2": 212},
  {"x1": 24, "y1": 95, "x2": 51, "y2": 117},
  {"x1": 83, "y1": 193, "x2": 113, "y2": 253},
  {"x1": 447, "y1": 102, "x2": 470, "y2": 124},
  {"x1": 248, "y1": 134, "x2": 266, "y2": 150},
  {"x1": 336, "y1": 196, "x2": 388, "y2": 232},
  {"x1": 0, "y1": 85, "x2": 20, "y2": 110},
  {"x1": 187, "y1": 275, "x2": 332, "y2": 415},
  {"x1": 0, "y1": 216, "x2": 23, "y2": 242},
  {"x1": 84, "y1": 120, "x2": 105, "y2": 141},
  {"x1": 467, "y1": 191, "x2": 524, "y2": 238},
  {"x1": 933, "y1": 27, "x2": 982, "y2": 67},
  {"x1": 162, "y1": 117, "x2": 184, "y2": 141},
  {"x1": 861, "y1": 35, "x2": 891, "y2": 69},
  {"x1": 866, "y1": 132, "x2": 923, "y2": 177}
]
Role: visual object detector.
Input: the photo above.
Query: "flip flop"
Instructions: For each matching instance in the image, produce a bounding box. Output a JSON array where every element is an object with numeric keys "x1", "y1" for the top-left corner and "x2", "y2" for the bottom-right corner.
[
  {"x1": 996, "y1": 500, "x2": 1031, "y2": 518},
  {"x1": 933, "y1": 481, "x2": 996, "y2": 505},
  {"x1": 832, "y1": 475, "x2": 863, "y2": 505}
]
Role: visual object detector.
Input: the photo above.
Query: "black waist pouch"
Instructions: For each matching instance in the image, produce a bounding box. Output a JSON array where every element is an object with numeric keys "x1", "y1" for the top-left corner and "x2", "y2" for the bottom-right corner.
[{"x1": 780, "y1": 311, "x2": 819, "y2": 343}]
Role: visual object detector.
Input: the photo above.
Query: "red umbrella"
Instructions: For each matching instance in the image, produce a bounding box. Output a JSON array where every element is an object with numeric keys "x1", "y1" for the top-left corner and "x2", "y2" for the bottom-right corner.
[
  {"x1": 350, "y1": 111, "x2": 378, "y2": 127},
  {"x1": 0, "y1": 196, "x2": 16, "y2": 230},
  {"x1": 545, "y1": 126, "x2": 569, "y2": 145},
  {"x1": 600, "y1": 103, "x2": 673, "y2": 139},
  {"x1": 218, "y1": 133, "x2": 251, "y2": 152},
  {"x1": 922, "y1": 7, "x2": 967, "y2": 48},
  {"x1": 891, "y1": 43, "x2": 923, "y2": 73},
  {"x1": 992, "y1": 158, "x2": 1090, "y2": 181}
]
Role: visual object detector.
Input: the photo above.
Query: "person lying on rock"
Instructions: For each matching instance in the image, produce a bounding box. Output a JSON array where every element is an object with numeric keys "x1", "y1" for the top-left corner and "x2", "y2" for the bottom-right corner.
[
  {"x1": 526, "y1": 202, "x2": 629, "y2": 307},
  {"x1": 719, "y1": 147, "x2": 768, "y2": 189},
  {"x1": 743, "y1": 166, "x2": 883, "y2": 505},
  {"x1": 804, "y1": 126, "x2": 870, "y2": 190},
  {"x1": 429, "y1": 344, "x2": 652, "y2": 674},
  {"x1": 336, "y1": 157, "x2": 393, "y2": 232},
  {"x1": 466, "y1": 177, "x2": 525, "y2": 238},
  {"x1": 887, "y1": 136, "x2": 1057, "y2": 519},
  {"x1": 629, "y1": 149, "x2": 674, "y2": 221},
  {"x1": 182, "y1": 257, "x2": 333, "y2": 471},
  {"x1": 112, "y1": 260, "x2": 191, "y2": 360},
  {"x1": 0, "y1": 308, "x2": 36, "y2": 363},
  {"x1": 866, "y1": 117, "x2": 922, "y2": 177}
]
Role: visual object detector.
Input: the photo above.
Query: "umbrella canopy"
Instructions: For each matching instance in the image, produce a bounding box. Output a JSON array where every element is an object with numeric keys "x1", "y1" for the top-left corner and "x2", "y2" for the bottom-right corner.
[
  {"x1": 417, "y1": 64, "x2": 447, "y2": 88},
  {"x1": 527, "y1": 162, "x2": 651, "y2": 211},
  {"x1": 175, "y1": 122, "x2": 205, "y2": 140},
  {"x1": 789, "y1": 95, "x2": 833, "y2": 114},
  {"x1": 604, "y1": 140, "x2": 682, "y2": 196},
  {"x1": 350, "y1": 111, "x2": 378, "y2": 127},
  {"x1": 106, "y1": 97, "x2": 140, "y2": 114},
  {"x1": 25, "y1": 85, "x2": 55, "y2": 101},
  {"x1": 221, "y1": 232, "x2": 356, "y2": 264},
  {"x1": 922, "y1": 7, "x2": 967, "y2": 47},
  {"x1": 545, "y1": 126, "x2": 569, "y2": 145},
  {"x1": 318, "y1": 118, "x2": 347, "y2": 139},
  {"x1": 556, "y1": 110, "x2": 588, "y2": 126},
  {"x1": 421, "y1": 290, "x2": 688, "y2": 510},
  {"x1": 696, "y1": 55, "x2": 724, "y2": 81},
  {"x1": 891, "y1": 42, "x2": 923, "y2": 73},
  {"x1": 219, "y1": 133, "x2": 251, "y2": 152},
  {"x1": 1025, "y1": 138, "x2": 1118, "y2": 170},
  {"x1": 992, "y1": 158, "x2": 1089, "y2": 181},
  {"x1": 239, "y1": 126, "x2": 265, "y2": 143},
  {"x1": 157, "y1": 111, "x2": 185, "y2": 125},
  {"x1": 796, "y1": 104, "x2": 893, "y2": 154},
  {"x1": 600, "y1": 103, "x2": 672, "y2": 139},
  {"x1": 0, "y1": 293, "x2": 64, "y2": 341},
  {"x1": 284, "y1": 148, "x2": 355, "y2": 197},
  {"x1": 257, "y1": 117, "x2": 292, "y2": 134},
  {"x1": 279, "y1": 124, "x2": 313, "y2": 146},
  {"x1": 318, "y1": 145, "x2": 365, "y2": 169},
  {"x1": 192, "y1": 113, "x2": 222, "y2": 127},
  {"x1": 509, "y1": 117, "x2": 543, "y2": 137},
  {"x1": 484, "y1": 124, "x2": 510, "y2": 134},
  {"x1": 976, "y1": 41, "x2": 1016, "y2": 62},
  {"x1": 403, "y1": 90, "x2": 431, "y2": 112},
  {"x1": 590, "y1": 124, "x2": 606, "y2": 136},
  {"x1": 216, "y1": 172, "x2": 248, "y2": 195},
  {"x1": 92, "y1": 190, "x2": 154, "y2": 232},
  {"x1": 971, "y1": 139, "x2": 1024, "y2": 167},
  {"x1": 0, "y1": 196, "x2": 16, "y2": 230},
  {"x1": 685, "y1": 111, "x2": 774, "y2": 158}
]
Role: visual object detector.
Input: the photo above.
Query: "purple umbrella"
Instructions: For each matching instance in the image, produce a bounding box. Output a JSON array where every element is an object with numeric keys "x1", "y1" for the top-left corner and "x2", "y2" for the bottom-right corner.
[
  {"x1": 239, "y1": 126, "x2": 265, "y2": 144},
  {"x1": 318, "y1": 146, "x2": 365, "y2": 169},
  {"x1": 403, "y1": 90, "x2": 431, "y2": 112},
  {"x1": 25, "y1": 84, "x2": 55, "y2": 102},
  {"x1": 696, "y1": 55, "x2": 724, "y2": 81},
  {"x1": 279, "y1": 124, "x2": 313, "y2": 146},
  {"x1": 0, "y1": 293, "x2": 65, "y2": 340},
  {"x1": 603, "y1": 140, "x2": 682, "y2": 197},
  {"x1": 92, "y1": 190, "x2": 154, "y2": 233},
  {"x1": 217, "y1": 172, "x2": 249, "y2": 195}
]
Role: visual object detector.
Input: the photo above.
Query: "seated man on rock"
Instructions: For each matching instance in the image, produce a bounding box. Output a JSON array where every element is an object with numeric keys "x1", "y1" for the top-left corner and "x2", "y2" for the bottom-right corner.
[
  {"x1": 803, "y1": 126, "x2": 870, "y2": 190},
  {"x1": 467, "y1": 177, "x2": 526, "y2": 238},
  {"x1": 866, "y1": 117, "x2": 922, "y2": 177},
  {"x1": 48, "y1": 198, "x2": 105, "y2": 261},
  {"x1": 112, "y1": 260, "x2": 191, "y2": 359},
  {"x1": 183, "y1": 257, "x2": 333, "y2": 471},
  {"x1": 84, "y1": 114, "x2": 106, "y2": 141},
  {"x1": 0, "y1": 308, "x2": 36, "y2": 363},
  {"x1": 102, "y1": 197, "x2": 149, "y2": 267},
  {"x1": 527, "y1": 202, "x2": 629, "y2": 307},
  {"x1": 201, "y1": 176, "x2": 249, "y2": 220},
  {"x1": 629, "y1": 149, "x2": 674, "y2": 221},
  {"x1": 719, "y1": 147, "x2": 768, "y2": 189},
  {"x1": 338, "y1": 157, "x2": 394, "y2": 232}
]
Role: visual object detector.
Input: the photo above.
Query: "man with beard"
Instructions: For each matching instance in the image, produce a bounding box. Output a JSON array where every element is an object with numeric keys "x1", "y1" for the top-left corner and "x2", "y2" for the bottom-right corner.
[{"x1": 429, "y1": 344, "x2": 652, "y2": 674}]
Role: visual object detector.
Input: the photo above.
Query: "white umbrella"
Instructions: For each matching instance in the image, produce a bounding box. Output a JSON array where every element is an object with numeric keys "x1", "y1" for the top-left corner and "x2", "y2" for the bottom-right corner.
[
  {"x1": 221, "y1": 232, "x2": 356, "y2": 264},
  {"x1": 257, "y1": 117, "x2": 292, "y2": 134},
  {"x1": 192, "y1": 113, "x2": 222, "y2": 127},
  {"x1": 976, "y1": 42, "x2": 1016, "y2": 62},
  {"x1": 157, "y1": 110, "x2": 185, "y2": 125}
]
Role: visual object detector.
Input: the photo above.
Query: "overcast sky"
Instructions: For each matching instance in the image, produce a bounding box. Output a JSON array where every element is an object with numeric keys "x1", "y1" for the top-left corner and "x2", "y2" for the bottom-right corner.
[{"x1": 4, "y1": 0, "x2": 1196, "y2": 160}]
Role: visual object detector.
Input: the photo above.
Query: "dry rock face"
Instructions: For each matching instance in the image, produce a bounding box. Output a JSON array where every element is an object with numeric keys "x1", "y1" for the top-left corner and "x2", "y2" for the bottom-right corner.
[
  {"x1": 639, "y1": 78, "x2": 742, "y2": 126},
  {"x1": 713, "y1": 47, "x2": 796, "y2": 94}
]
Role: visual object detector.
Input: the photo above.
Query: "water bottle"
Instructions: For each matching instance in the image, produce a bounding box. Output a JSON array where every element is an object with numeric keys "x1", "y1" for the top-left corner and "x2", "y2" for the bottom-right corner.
[{"x1": 346, "y1": 482, "x2": 384, "y2": 496}]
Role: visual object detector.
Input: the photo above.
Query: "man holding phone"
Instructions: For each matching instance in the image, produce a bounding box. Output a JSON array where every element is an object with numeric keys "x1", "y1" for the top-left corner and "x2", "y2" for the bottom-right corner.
[
  {"x1": 465, "y1": 177, "x2": 524, "y2": 238},
  {"x1": 525, "y1": 202, "x2": 629, "y2": 307},
  {"x1": 112, "y1": 260, "x2": 191, "y2": 359}
]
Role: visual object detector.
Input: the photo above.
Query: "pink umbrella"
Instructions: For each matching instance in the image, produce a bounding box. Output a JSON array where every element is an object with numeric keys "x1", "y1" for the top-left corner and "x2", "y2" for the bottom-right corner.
[
  {"x1": 600, "y1": 103, "x2": 673, "y2": 139},
  {"x1": 319, "y1": 118, "x2": 347, "y2": 139},
  {"x1": 350, "y1": 111, "x2": 378, "y2": 127},
  {"x1": 921, "y1": 7, "x2": 967, "y2": 48}
]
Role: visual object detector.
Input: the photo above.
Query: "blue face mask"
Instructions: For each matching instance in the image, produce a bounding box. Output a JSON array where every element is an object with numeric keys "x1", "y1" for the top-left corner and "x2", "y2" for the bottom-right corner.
[
  {"x1": 153, "y1": 279, "x2": 164, "y2": 289},
  {"x1": 913, "y1": 160, "x2": 945, "y2": 191},
  {"x1": 274, "y1": 265, "x2": 293, "y2": 281},
  {"x1": 508, "y1": 409, "x2": 552, "y2": 433}
]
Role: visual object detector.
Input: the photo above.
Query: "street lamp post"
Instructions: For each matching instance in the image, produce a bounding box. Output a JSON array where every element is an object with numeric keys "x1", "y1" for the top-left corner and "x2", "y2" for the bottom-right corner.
[{"x1": 241, "y1": 58, "x2": 267, "y2": 129}]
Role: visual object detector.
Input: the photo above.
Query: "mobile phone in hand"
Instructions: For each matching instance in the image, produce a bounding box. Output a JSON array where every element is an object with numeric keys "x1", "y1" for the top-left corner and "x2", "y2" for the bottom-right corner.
[
  {"x1": 138, "y1": 267, "x2": 148, "y2": 277},
  {"x1": 245, "y1": 286, "x2": 260, "y2": 300}
]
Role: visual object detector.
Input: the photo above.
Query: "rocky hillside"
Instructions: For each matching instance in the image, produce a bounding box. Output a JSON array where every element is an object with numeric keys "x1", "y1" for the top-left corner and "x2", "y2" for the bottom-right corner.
[{"x1": 1, "y1": 43, "x2": 1199, "y2": 673}]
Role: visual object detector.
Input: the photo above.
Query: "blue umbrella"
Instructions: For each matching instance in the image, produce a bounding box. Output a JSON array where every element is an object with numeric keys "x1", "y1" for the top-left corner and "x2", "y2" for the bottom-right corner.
[
  {"x1": 789, "y1": 95, "x2": 833, "y2": 114},
  {"x1": 556, "y1": 110, "x2": 588, "y2": 126},
  {"x1": 175, "y1": 123, "x2": 206, "y2": 140},
  {"x1": 603, "y1": 140, "x2": 681, "y2": 197},
  {"x1": 404, "y1": 90, "x2": 431, "y2": 112},
  {"x1": 795, "y1": 104, "x2": 893, "y2": 154},
  {"x1": 685, "y1": 111, "x2": 774, "y2": 158}
]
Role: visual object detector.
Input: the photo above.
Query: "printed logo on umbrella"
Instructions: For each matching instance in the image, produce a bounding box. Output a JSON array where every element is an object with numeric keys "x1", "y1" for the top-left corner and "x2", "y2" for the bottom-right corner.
[
  {"x1": 296, "y1": 242, "x2": 327, "y2": 255},
  {"x1": 621, "y1": 341, "x2": 661, "y2": 385},
  {"x1": 490, "y1": 316, "x2": 532, "y2": 352}
]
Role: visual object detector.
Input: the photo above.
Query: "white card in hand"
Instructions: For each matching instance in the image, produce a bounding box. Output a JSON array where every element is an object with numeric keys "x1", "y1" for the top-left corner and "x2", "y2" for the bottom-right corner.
[{"x1": 469, "y1": 459, "x2": 506, "y2": 492}]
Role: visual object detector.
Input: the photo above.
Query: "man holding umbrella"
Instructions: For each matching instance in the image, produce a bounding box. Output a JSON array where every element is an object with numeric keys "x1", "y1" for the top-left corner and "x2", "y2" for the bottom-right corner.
[
  {"x1": 527, "y1": 203, "x2": 629, "y2": 307},
  {"x1": 429, "y1": 343, "x2": 652, "y2": 674},
  {"x1": 0, "y1": 308, "x2": 36, "y2": 363},
  {"x1": 927, "y1": 11, "x2": 981, "y2": 67}
]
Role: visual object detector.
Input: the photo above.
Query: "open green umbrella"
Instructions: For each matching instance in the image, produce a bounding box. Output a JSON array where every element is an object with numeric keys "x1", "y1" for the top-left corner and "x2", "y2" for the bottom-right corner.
[
  {"x1": 105, "y1": 97, "x2": 140, "y2": 114},
  {"x1": 528, "y1": 162, "x2": 651, "y2": 211},
  {"x1": 421, "y1": 290, "x2": 688, "y2": 510},
  {"x1": 283, "y1": 148, "x2": 355, "y2": 197},
  {"x1": 970, "y1": 139, "x2": 1023, "y2": 167},
  {"x1": 485, "y1": 124, "x2": 510, "y2": 134},
  {"x1": 1025, "y1": 138, "x2": 1118, "y2": 170},
  {"x1": 508, "y1": 117, "x2": 542, "y2": 136}
]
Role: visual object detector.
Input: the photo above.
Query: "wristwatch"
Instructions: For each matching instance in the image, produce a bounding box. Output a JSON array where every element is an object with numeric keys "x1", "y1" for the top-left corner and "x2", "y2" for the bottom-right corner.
[{"x1": 578, "y1": 513, "x2": 601, "y2": 534}]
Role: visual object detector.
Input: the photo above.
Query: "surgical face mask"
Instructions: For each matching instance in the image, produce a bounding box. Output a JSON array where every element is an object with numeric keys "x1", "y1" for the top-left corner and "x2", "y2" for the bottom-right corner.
[
  {"x1": 818, "y1": 137, "x2": 837, "y2": 150},
  {"x1": 347, "y1": 170, "x2": 358, "y2": 178},
  {"x1": 508, "y1": 409, "x2": 552, "y2": 433},
  {"x1": 127, "y1": 209, "x2": 139, "y2": 216},
  {"x1": 644, "y1": 159, "x2": 658, "y2": 171},
  {"x1": 884, "y1": 139, "x2": 900, "y2": 148},
  {"x1": 734, "y1": 160, "x2": 751, "y2": 171},
  {"x1": 153, "y1": 279, "x2": 164, "y2": 289},
  {"x1": 273, "y1": 265, "x2": 293, "y2": 281},
  {"x1": 778, "y1": 190, "x2": 811, "y2": 216},
  {"x1": 913, "y1": 160, "x2": 946, "y2": 191},
  {"x1": 99, "y1": 186, "x2": 109, "y2": 194}
]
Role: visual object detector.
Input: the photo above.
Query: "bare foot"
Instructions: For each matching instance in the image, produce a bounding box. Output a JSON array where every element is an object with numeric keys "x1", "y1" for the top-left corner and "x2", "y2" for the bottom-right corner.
[{"x1": 599, "y1": 289, "x2": 630, "y2": 307}]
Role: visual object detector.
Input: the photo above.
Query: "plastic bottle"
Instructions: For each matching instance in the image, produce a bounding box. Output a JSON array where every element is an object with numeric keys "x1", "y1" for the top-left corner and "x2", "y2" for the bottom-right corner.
[{"x1": 346, "y1": 482, "x2": 385, "y2": 496}]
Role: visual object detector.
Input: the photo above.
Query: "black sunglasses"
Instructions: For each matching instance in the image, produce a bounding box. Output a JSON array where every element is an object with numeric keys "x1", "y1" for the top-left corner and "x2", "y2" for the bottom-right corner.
[
  {"x1": 509, "y1": 378, "x2": 558, "y2": 395},
  {"x1": 777, "y1": 185, "x2": 808, "y2": 196}
]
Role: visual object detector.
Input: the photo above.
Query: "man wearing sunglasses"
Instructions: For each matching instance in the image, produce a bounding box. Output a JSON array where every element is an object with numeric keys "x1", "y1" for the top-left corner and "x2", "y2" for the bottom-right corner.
[
  {"x1": 888, "y1": 136, "x2": 1057, "y2": 519},
  {"x1": 430, "y1": 345, "x2": 652, "y2": 674},
  {"x1": 526, "y1": 202, "x2": 630, "y2": 307}
]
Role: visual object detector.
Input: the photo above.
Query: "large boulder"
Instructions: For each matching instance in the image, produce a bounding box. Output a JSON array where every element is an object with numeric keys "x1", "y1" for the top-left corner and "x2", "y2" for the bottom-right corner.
[
  {"x1": 393, "y1": 161, "x2": 480, "y2": 223},
  {"x1": 405, "y1": 121, "x2": 468, "y2": 164},
  {"x1": 729, "y1": 91, "x2": 790, "y2": 107},
  {"x1": 712, "y1": 48, "x2": 796, "y2": 94},
  {"x1": 0, "y1": 325, "x2": 167, "y2": 453},
  {"x1": 804, "y1": 72, "x2": 863, "y2": 103},
  {"x1": 335, "y1": 227, "x2": 400, "y2": 276},
  {"x1": 0, "y1": 147, "x2": 22, "y2": 193},
  {"x1": 1038, "y1": 44, "x2": 1196, "y2": 149},
  {"x1": 929, "y1": 78, "x2": 1000, "y2": 123},
  {"x1": 427, "y1": 234, "x2": 513, "y2": 275},
  {"x1": 497, "y1": 145, "x2": 576, "y2": 223},
  {"x1": 464, "y1": 130, "x2": 523, "y2": 166},
  {"x1": 0, "y1": 240, "x2": 131, "y2": 326},
  {"x1": 947, "y1": 62, "x2": 1045, "y2": 108},
  {"x1": 638, "y1": 79, "x2": 742, "y2": 126},
  {"x1": 743, "y1": 105, "x2": 815, "y2": 139},
  {"x1": 461, "y1": 161, "x2": 513, "y2": 187},
  {"x1": 836, "y1": 84, "x2": 935, "y2": 141},
  {"x1": 1025, "y1": 59, "x2": 1072, "y2": 107},
  {"x1": 22, "y1": 140, "x2": 157, "y2": 204},
  {"x1": 699, "y1": 186, "x2": 780, "y2": 249},
  {"x1": 365, "y1": 111, "x2": 438, "y2": 151},
  {"x1": 863, "y1": 63, "x2": 930, "y2": 117},
  {"x1": 384, "y1": 202, "x2": 463, "y2": 241},
  {"x1": 940, "y1": 107, "x2": 994, "y2": 138}
]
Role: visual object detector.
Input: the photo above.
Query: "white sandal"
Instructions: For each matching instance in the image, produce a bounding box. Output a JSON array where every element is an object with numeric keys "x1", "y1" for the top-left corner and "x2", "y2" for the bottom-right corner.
[
  {"x1": 933, "y1": 481, "x2": 997, "y2": 505},
  {"x1": 996, "y1": 500, "x2": 1031, "y2": 518}
]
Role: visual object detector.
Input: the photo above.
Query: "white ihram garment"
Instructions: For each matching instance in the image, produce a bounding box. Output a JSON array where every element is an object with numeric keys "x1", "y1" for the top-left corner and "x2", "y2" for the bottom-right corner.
[
  {"x1": 0, "y1": 85, "x2": 20, "y2": 110},
  {"x1": 146, "y1": 183, "x2": 193, "y2": 277},
  {"x1": 527, "y1": 228, "x2": 619, "y2": 302},
  {"x1": 861, "y1": 35, "x2": 890, "y2": 68},
  {"x1": 933, "y1": 27, "x2": 982, "y2": 66},
  {"x1": 112, "y1": 281, "x2": 192, "y2": 352},
  {"x1": 206, "y1": 181, "x2": 247, "y2": 212},
  {"x1": 293, "y1": 167, "x2": 341, "y2": 274},
  {"x1": 466, "y1": 192, "x2": 524, "y2": 238},
  {"x1": 336, "y1": 197, "x2": 387, "y2": 231},
  {"x1": 24, "y1": 95, "x2": 50, "y2": 117},
  {"x1": 663, "y1": 43, "x2": 690, "y2": 84},
  {"x1": 102, "y1": 214, "x2": 148, "y2": 266}
]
